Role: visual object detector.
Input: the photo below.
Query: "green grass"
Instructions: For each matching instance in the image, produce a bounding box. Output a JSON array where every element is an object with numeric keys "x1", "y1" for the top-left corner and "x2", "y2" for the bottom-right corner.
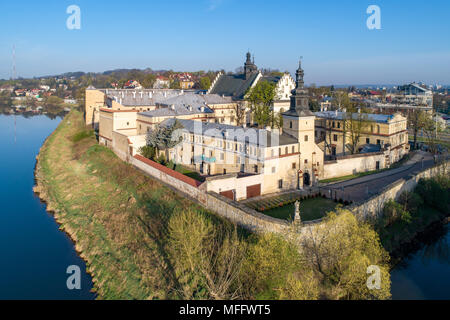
[
  {"x1": 409, "y1": 135, "x2": 450, "y2": 149},
  {"x1": 36, "y1": 110, "x2": 236, "y2": 299},
  {"x1": 174, "y1": 165, "x2": 205, "y2": 182},
  {"x1": 261, "y1": 198, "x2": 339, "y2": 222},
  {"x1": 320, "y1": 171, "x2": 379, "y2": 184},
  {"x1": 71, "y1": 129, "x2": 94, "y2": 142}
]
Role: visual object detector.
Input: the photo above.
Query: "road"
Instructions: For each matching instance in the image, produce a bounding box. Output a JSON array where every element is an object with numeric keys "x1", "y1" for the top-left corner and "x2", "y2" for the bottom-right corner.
[{"x1": 321, "y1": 152, "x2": 440, "y2": 203}]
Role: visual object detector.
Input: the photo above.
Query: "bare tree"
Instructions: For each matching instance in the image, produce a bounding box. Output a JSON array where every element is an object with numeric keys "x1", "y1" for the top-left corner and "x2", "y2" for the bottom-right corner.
[
  {"x1": 234, "y1": 101, "x2": 246, "y2": 127},
  {"x1": 344, "y1": 112, "x2": 370, "y2": 155}
]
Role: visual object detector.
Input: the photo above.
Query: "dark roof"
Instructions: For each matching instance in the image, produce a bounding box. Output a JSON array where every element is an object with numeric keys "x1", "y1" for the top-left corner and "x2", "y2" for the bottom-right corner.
[
  {"x1": 261, "y1": 75, "x2": 282, "y2": 84},
  {"x1": 359, "y1": 144, "x2": 382, "y2": 153},
  {"x1": 314, "y1": 111, "x2": 394, "y2": 123},
  {"x1": 209, "y1": 72, "x2": 259, "y2": 100},
  {"x1": 161, "y1": 118, "x2": 298, "y2": 148}
]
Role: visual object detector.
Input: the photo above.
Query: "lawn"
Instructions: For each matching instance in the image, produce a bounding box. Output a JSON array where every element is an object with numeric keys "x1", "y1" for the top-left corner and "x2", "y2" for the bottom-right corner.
[
  {"x1": 174, "y1": 165, "x2": 205, "y2": 182},
  {"x1": 259, "y1": 197, "x2": 338, "y2": 222}
]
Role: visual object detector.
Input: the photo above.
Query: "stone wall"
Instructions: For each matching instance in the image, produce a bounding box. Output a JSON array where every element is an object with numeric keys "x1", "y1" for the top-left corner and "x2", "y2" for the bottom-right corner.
[
  {"x1": 323, "y1": 152, "x2": 387, "y2": 179},
  {"x1": 127, "y1": 153, "x2": 312, "y2": 234},
  {"x1": 115, "y1": 140, "x2": 447, "y2": 236},
  {"x1": 349, "y1": 161, "x2": 449, "y2": 220}
]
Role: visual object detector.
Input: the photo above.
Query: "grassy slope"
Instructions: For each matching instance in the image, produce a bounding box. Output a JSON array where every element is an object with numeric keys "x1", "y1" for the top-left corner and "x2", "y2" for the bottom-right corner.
[{"x1": 35, "y1": 110, "x2": 231, "y2": 299}]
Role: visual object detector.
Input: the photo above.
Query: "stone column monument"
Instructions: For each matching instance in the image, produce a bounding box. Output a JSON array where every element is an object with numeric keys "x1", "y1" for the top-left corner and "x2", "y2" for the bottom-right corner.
[{"x1": 294, "y1": 200, "x2": 302, "y2": 224}]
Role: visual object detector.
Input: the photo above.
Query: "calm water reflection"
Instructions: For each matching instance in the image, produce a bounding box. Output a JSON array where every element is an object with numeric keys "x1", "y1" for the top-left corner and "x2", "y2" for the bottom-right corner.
[
  {"x1": 0, "y1": 114, "x2": 95, "y2": 300},
  {"x1": 391, "y1": 223, "x2": 450, "y2": 300}
]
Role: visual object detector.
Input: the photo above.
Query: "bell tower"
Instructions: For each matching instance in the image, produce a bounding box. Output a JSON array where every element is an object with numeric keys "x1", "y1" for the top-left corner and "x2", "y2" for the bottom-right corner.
[
  {"x1": 244, "y1": 51, "x2": 258, "y2": 80},
  {"x1": 282, "y1": 58, "x2": 322, "y2": 189}
]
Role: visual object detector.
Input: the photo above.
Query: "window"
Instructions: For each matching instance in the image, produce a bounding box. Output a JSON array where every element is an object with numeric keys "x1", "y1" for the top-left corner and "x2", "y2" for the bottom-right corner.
[
  {"x1": 304, "y1": 135, "x2": 309, "y2": 142},
  {"x1": 366, "y1": 138, "x2": 370, "y2": 144},
  {"x1": 220, "y1": 153, "x2": 224, "y2": 161},
  {"x1": 333, "y1": 134, "x2": 338, "y2": 142},
  {"x1": 285, "y1": 147, "x2": 288, "y2": 154},
  {"x1": 254, "y1": 165, "x2": 258, "y2": 173},
  {"x1": 332, "y1": 121, "x2": 335, "y2": 128},
  {"x1": 292, "y1": 146, "x2": 295, "y2": 153},
  {"x1": 290, "y1": 121, "x2": 293, "y2": 129},
  {"x1": 278, "y1": 179, "x2": 283, "y2": 189},
  {"x1": 223, "y1": 169, "x2": 227, "y2": 174},
  {"x1": 304, "y1": 159, "x2": 308, "y2": 164},
  {"x1": 337, "y1": 122, "x2": 341, "y2": 129},
  {"x1": 377, "y1": 140, "x2": 381, "y2": 145},
  {"x1": 292, "y1": 163, "x2": 297, "y2": 169}
]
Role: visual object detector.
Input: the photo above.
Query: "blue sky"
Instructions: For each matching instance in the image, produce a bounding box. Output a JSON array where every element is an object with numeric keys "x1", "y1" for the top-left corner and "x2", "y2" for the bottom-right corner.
[{"x1": 0, "y1": 0, "x2": 449, "y2": 85}]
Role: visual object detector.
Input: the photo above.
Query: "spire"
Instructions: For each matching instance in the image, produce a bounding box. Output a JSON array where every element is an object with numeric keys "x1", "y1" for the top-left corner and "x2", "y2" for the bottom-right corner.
[
  {"x1": 282, "y1": 57, "x2": 313, "y2": 117},
  {"x1": 295, "y1": 56, "x2": 305, "y2": 89},
  {"x1": 244, "y1": 51, "x2": 258, "y2": 80},
  {"x1": 246, "y1": 51, "x2": 252, "y2": 63}
]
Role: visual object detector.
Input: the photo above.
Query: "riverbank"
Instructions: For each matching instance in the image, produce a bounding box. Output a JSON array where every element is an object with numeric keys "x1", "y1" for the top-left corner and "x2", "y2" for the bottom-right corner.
[{"x1": 34, "y1": 110, "x2": 235, "y2": 299}]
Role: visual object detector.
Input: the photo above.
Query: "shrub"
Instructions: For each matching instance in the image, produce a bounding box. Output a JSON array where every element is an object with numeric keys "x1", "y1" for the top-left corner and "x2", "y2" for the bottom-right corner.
[
  {"x1": 415, "y1": 177, "x2": 450, "y2": 213},
  {"x1": 166, "y1": 160, "x2": 176, "y2": 170},
  {"x1": 382, "y1": 200, "x2": 412, "y2": 227},
  {"x1": 157, "y1": 154, "x2": 166, "y2": 165},
  {"x1": 138, "y1": 145, "x2": 156, "y2": 160},
  {"x1": 398, "y1": 192, "x2": 423, "y2": 215}
]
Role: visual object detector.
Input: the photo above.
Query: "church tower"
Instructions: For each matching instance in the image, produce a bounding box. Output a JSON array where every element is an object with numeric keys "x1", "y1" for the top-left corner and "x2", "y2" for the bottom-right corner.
[
  {"x1": 244, "y1": 51, "x2": 258, "y2": 80},
  {"x1": 282, "y1": 59, "x2": 322, "y2": 188}
]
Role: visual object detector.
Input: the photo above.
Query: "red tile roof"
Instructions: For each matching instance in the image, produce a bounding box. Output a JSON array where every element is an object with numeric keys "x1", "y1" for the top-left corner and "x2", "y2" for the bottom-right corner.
[{"x1": 134, "y1": 154, "x2": 202, "y2": 188}]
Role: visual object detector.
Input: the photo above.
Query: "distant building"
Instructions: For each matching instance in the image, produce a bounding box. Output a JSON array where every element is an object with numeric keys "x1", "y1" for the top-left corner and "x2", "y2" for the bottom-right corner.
[
  {"x1": 153, "y1": 76, "x2": 170, "y2": 89},
  {"x1": 397, "y1": 83, "x2": 433, "y2": 107},
  {"x1": 124, "y1": 80, "x2": 142, "y2": 90},
  {"x1": 314, "y1": 111, "x2": 409, "y2": 164}
]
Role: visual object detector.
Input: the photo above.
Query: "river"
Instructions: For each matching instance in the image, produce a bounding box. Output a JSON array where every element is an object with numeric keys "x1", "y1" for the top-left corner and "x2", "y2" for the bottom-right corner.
[
  {"x1": 0, "y1": 113, "x2": 448, "y2": 300},
  {"x1": 0, "y1": 114, "x2": 95, "y2": 300},
  {"x1": 391, "y1": 222, "x2": 450, "y2": 300}
]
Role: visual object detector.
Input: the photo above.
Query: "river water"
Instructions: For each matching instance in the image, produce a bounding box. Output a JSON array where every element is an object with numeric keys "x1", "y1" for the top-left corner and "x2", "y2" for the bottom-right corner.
[
  {"x1": 0, "y1": 114, "x2": 95, "y2": 300},
  {"x1": 0, "y1": 113, "x2": 448, "y2": 300},
  {"x1": 391, "y1": 223, "x2": 450, "y2": 300}
]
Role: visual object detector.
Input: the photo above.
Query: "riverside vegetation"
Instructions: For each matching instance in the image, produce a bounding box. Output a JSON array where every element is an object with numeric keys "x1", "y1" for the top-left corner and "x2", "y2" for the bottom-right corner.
[
  {"x1": 376, "y1": 174, "x2": 450, "y2": 253},
  {"x1": 35, "y1": 110, "x2": 392, "y2": 300}
]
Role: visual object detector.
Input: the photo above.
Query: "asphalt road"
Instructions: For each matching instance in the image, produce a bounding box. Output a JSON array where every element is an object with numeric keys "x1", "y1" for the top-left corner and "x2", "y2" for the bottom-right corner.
[{"x1": 321, "y1": 154, "x2": 438, "y2": 203}]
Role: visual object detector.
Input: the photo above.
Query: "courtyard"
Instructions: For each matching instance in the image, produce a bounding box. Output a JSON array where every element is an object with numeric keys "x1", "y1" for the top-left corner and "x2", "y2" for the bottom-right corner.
[{"x1": 245, "y1": 193, "x2": 339, "y2": 222}]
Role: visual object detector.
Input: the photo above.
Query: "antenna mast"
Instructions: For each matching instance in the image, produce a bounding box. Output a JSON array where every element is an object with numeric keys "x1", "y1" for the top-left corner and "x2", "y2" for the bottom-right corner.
[{"x1": 12, "y1": 45, "x2": 17, "y2": 80}]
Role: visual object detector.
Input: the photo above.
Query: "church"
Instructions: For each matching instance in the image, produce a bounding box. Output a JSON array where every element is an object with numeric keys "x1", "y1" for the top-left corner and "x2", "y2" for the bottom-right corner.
[{"x1": 208, "y1": 52, "x2": 296, "y2": 114}]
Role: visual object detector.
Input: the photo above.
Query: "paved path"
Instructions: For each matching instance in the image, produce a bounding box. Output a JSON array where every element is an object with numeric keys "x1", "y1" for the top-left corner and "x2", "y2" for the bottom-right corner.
[{"x1": 320, "y1": 152, "x2": 439, "y2": 203}]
